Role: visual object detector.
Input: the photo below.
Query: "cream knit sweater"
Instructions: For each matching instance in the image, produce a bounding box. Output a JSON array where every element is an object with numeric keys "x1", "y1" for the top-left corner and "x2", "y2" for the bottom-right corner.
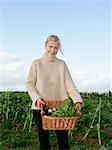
[{"x1": 26, "y1": 54, "x2": 83, "y2": 110}]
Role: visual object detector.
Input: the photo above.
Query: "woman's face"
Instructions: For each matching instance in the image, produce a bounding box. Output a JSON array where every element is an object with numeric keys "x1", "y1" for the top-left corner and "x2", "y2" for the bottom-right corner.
[{"x1": 45, "y1": 40, "x2": 59, "y2": 57}]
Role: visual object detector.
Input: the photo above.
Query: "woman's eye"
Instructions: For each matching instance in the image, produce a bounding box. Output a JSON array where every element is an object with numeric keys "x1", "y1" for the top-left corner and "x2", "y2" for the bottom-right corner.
[{"x1": 55, "y1": 47, "x2": 58, "y2": 50}]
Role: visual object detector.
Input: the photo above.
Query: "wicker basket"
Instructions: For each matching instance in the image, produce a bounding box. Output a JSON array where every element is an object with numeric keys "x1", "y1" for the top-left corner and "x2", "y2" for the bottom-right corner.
[
  {"x1": 42, "y1": 115, "x2": 80, "y2": 130},
  {"x1": 41, "y1": 100, "x2": 80, "y2": 130}
]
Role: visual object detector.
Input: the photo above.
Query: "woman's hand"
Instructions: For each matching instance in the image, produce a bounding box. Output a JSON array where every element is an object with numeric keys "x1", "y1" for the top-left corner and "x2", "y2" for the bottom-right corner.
[
  {"x1": 75, "y1": 102, "x2": 82, "y2": 114},
  {"x1": 35, "y1": 98, "x2": 45, "y2": 109}
]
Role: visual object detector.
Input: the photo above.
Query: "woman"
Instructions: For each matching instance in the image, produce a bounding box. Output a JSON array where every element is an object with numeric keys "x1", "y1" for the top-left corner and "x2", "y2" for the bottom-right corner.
[{"x1": 26, "y1": 35, "x2": 83, "y2": 150}]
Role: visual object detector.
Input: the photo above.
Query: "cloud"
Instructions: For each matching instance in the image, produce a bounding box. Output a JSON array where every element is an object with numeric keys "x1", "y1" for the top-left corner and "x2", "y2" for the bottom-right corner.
[
  {"x1": 74, "y1": 70, "x2": 111, "y2": 92},
  {"x1": 0, "y1": 48, "x2": 18, "y2": 64},
  {"x1": 0, "y1": 48, "x2": 28, "y2": 91},
  {"x1": 0, "y1": 48, "x2": 111, "y2": 92}
]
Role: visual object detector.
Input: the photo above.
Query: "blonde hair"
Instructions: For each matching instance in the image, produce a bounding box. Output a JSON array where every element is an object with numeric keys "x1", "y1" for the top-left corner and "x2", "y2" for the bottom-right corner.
[{"x1": 45, "y1": 35, "x2": 63, "y2": 54}]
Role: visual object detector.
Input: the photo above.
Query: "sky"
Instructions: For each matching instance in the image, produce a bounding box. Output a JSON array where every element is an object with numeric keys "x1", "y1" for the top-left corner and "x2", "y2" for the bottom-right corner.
[{"x1": 0, "y1": 0, "x2": 111, "y2": 92}]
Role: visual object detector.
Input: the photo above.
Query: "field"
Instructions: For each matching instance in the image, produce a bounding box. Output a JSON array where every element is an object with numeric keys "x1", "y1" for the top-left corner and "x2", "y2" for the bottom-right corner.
[{"x1": 0, "y1": 91, "x2": 112, "y2": 150}]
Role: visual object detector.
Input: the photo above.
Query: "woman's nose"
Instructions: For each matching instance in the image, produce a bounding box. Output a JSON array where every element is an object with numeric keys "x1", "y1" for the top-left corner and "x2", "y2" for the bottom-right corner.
[{"x1": 51, "y1": 48, "x2": 55, "y2": 52}]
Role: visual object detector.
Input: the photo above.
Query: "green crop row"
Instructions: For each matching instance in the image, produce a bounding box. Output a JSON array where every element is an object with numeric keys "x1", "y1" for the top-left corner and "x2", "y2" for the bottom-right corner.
[{"x1": 0, "y1": 91, "x2": 112, "y2": 149}]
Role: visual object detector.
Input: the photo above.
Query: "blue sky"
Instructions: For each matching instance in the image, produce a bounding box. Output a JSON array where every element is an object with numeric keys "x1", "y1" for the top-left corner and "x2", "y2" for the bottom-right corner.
[{"x1": 0, "y1": 0, "x2": 111, "y2": 92}]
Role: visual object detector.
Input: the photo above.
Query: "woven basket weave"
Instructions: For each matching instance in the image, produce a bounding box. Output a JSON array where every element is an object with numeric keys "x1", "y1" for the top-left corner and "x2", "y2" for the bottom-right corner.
[
  {"x1": 41, "y1": 100, "x2": 80, "y2": 130},
  {"x1": 42, "y1": 115, "x2": 80, "y2": 130}
]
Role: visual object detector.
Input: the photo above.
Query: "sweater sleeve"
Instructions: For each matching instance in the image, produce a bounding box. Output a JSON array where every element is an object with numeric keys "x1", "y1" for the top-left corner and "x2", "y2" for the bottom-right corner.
[
  {"x1": 26, "y1": 61, "x2": 42, "y2": 104},
  {"x1": 64, "y1": 62, "x2": 83, "y2": 104}
]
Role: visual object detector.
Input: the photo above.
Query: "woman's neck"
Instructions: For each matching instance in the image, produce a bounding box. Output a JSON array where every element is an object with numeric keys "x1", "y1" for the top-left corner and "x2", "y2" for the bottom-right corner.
[{"x1": 43, "y1": 53, "x2": 57, "y2": 62}]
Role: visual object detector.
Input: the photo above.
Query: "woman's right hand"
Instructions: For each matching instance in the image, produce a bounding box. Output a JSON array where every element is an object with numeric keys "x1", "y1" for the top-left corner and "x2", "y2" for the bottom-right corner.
[{"x1": 35, "y1": 98, "x2": 45, "y2": 109}]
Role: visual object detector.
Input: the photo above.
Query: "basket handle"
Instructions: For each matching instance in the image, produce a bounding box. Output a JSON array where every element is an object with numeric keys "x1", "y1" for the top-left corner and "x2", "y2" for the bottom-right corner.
[{"x1": 40, "y1": 105, "x2": 45, "y2": 116}]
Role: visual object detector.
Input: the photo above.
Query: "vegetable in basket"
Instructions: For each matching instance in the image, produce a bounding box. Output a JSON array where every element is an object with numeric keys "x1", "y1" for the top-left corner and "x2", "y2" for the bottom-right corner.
[
  {"x1": 43, "y1": 103, "x2": 56, "y2": 116},
  {"x1": 52, "y1": 97, "x2": 78, "y2": 117}
]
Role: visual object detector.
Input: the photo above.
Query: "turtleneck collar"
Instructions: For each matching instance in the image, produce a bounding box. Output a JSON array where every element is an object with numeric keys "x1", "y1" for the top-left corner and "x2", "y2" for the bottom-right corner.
[{"x1": 43, "y1": 53, "x2": 58, "y2": 62}]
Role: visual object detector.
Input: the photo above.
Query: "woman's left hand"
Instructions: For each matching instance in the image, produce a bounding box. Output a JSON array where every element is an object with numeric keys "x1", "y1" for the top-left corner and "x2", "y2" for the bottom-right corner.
[{"x1": 75, "y1": 102, "x2": 82, "y2": 114}]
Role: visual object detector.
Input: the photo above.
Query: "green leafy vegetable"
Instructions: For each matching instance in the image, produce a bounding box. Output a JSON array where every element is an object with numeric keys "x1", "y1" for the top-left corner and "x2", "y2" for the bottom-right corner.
[{"x1": 52, "y1": 97, "x2": 77, "y2": 117}]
